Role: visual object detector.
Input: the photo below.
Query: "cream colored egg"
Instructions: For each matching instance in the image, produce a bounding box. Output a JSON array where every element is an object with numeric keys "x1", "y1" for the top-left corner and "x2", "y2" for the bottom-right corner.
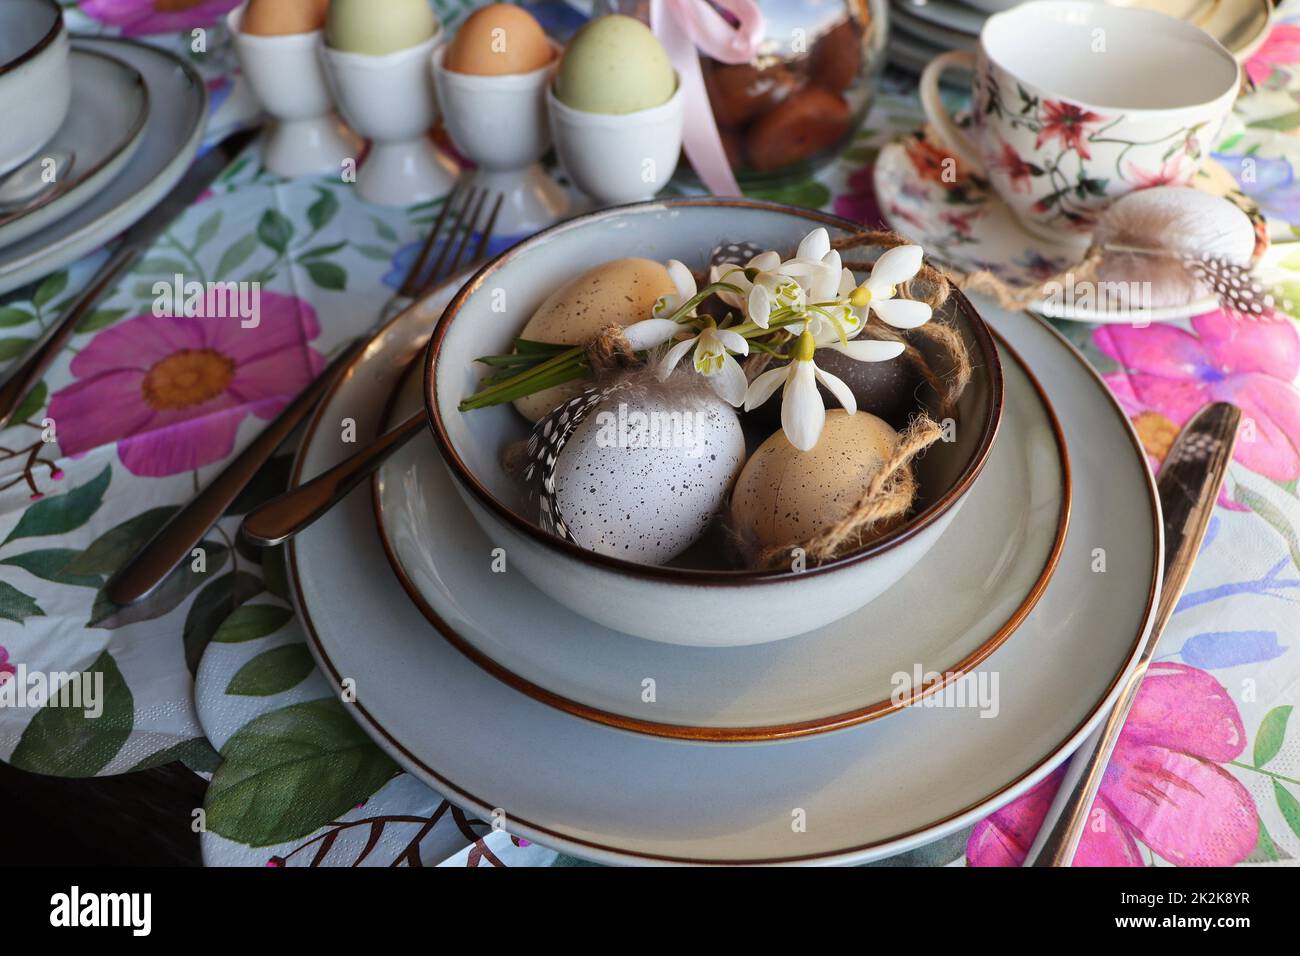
[
  {"x1": 513, "y1": 258, "x2": 676, "y2": 422},
  {"x1": 731, "y1": 410, "x2": 900, "y2": 549}
]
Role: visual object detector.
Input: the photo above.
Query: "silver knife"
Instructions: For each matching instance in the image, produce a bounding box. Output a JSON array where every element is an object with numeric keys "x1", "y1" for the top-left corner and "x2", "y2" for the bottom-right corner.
[
  {"x1": 1025, "y1": 400, "x2": 1242, "y2": 866},
  {"x1": 0, "y1": 128, "x2": 259, "y2": 431}
]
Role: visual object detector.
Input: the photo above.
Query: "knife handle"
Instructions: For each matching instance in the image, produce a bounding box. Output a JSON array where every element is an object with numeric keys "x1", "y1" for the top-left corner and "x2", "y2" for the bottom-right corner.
[{"x1": 0, "y1": 244, "x2": 138, "y2": 431}]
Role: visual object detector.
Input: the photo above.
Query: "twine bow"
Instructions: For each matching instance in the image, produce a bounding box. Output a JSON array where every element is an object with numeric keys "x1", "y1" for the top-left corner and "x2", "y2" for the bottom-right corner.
[{"x1": 649, "y1": 0, "x2": 765, "y2": 197}]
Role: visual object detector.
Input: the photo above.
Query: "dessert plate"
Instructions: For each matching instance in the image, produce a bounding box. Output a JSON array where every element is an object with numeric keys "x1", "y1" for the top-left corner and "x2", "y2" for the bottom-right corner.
[
  {"x1": 0, "y1": 48, "x2": 149, "y2": 248},
  {"x1": 875, "y1": 129, "x2": 1267, "y2": 323},
  {"x1": 372, "y1": 335, "x2": 1069, "y2": 741},
  {"x1": 891, "y1": 0, "x2": 985, "y2": 36},
  {"x1": 0, "y1": 37, "x2": 205, "y2": 296},
  {"x1": 287, "y1": 285, "x2": 1161, "y2": 865},
  {"x1": 891, "y1": 8, "x2": 980, "y2": 51}
]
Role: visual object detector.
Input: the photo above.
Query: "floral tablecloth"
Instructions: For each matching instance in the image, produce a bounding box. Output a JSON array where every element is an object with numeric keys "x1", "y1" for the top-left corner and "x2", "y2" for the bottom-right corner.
[{"x1": 1, "y1": 0, "x2": 1298, "y2": 867}]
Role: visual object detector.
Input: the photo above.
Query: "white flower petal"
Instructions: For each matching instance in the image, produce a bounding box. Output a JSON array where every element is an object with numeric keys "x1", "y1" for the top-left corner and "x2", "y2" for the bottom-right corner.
[
  {"x1": 622, "y1": 318, "x2": 681, "y2": 349},
  {"x1": 666, "y1": 259, "x2": 697, "y2": 301},
  {"x1": 748, "y1": 250, "x2": 781, "y2": 272},
  {"x1": 747, "y1": 283, "x2": 773, "y2": 328},
  {"x1": 827, "y1": 339, "x2": 907, "y2": 362},
  {"x1": 797, "y1": 228, "x2": 831, "y2": 263},
  {"x1": 868, "y1": 245, "x2": 924, "y2": 292},
  {"x1": 711, "y1": 353, "x2": 749, "y2": 406},
  {"x1": 743, "y1": 366, "x2": 787, "y2": 411},
  {"x1": 657, "y1": 335, "x2": 698, "y2": 379},
  {"x1": 715, "y1": 329, "x2": 750, "y2": 355},
  {"x1": 871, "y1": 298, "x2": 933, "y2": 330},
  {"x1": 782, "y1": 360, "x2": 825, "y2": 452},
  {"x1": 837, "y1": 266, "x2": 856, "y2": 298},
  {"x1": 814, "y1": 365, "x2": 858, "y2": 415}
]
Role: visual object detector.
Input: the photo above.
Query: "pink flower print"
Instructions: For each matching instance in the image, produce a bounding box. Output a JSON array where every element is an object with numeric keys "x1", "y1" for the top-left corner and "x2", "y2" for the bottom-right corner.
[
  {"x1": 968, "y1": 663, "x2": 1258, "y2": 866},
  {"x1": 79, "y1": 0, "x2": 241, "y2": 37},
  {"x1": 1035, "y1": 101, "x2": 1105, "y2": 160},
  {"x1": 1095, "y1": 310, "x2": 1300, "y2": 483},
  {"x1": 1126, "y1": 156, "x2": 1195, "y2": 189},
  {"x1": 48, "y1": 291, "x2": 324, "y2": 478},
  {"x1": 991, "y1": 140, "x2": 1035, "y2": 194},
  {"x1": 0, "y1": 646, "x2": 15, "y2": 686},
  {"x1": 1245, "y1": 22, "x2": 1300, "y2": 87}
]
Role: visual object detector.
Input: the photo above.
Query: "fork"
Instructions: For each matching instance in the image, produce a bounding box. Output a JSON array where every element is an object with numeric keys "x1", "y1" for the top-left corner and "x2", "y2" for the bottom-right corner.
[{"x1": 105, "y1": 183, "x2": 503, "y2": 606}]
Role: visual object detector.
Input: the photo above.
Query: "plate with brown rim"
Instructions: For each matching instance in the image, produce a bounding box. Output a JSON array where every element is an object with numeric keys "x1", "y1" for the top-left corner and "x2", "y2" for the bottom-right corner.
[
  {"x1": 286, "y1": 283, "x2": 1159, "y2": 864},
  {"x1": 370, "y1": 320, "x2": 1070, "y2": 742}
]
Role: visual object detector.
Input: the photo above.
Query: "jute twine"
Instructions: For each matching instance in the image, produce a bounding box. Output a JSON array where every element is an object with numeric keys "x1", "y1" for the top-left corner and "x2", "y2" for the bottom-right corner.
[{"x1": 943, "y1": 246, "x2": 1107, "y2": 312}]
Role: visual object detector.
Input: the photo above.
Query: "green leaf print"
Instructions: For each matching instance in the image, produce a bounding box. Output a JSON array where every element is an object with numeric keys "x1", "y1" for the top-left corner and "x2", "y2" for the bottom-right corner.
[
  {"x1": 0, "y1": 580, "x2": 43, "y2": 623},
  {"x1": 9, "y1": 651, "x2": 134, "y2": 777},
  {"x1": 87, "y1": 540, "x2": 229, "y2": 629},
  {"x1": 0, "y1": 306, "x2": 34, "y2": 327},
  {"x1": 32, "y1": 271, "x2": 68, "y2": 309},
  {"x1": 303, "y1": 260, "x2": 347, "y2": 291},
  {"x1": 8, "y1": 380, "x2": 46, "y2": 426},
  {"x1": 62, "y1": 505, "x2": 179, "y2": 576},
  {"x1": 307, "y1": 188, "x2": 340, "y2": 231},
  {"x1": 216, "y1": 233, "x2": 260, "y2": 278},
  {"x1": 213, "y1": 604, "x2": 293, "y2": 644},
  {"x1": 184, "y1": 570, "x2": 265, "y2": 675},
  {"x1": 1254, "y1": 706, "x2": 1293, "y2": 768},
  {"x1": 257, "y1": 209, "x2": 294, "y2": 254},
  {"x1": 225, "y1": 644, "x2": 316, "y2": 697},
  {"x1": 206, "y1": 698, "x2": 398, "y2": 846},
  {"x1": 3, "y1": 466, "x2": 110, "y2": 545},
  {"x1": 0, "y1": 548, "x2": 102, "y2": 588}
]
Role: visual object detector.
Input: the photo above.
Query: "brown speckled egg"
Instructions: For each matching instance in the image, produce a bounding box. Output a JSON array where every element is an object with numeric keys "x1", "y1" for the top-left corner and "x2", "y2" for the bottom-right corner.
[
  {"x1": 552, "y1": 392, "x2": 745, "y2": 565},
  {"x1": 731, "y1": 410, "x2": 899, "y2": 549},
  {"x1": 513, "y1": 258, "x2": 676, "y2": 421}
]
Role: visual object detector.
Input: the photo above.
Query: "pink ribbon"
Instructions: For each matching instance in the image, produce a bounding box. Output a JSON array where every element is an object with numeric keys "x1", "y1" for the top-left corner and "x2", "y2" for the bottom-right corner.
[{"x1": 650, "y1": 0, "x2": 765, "y2": 198}]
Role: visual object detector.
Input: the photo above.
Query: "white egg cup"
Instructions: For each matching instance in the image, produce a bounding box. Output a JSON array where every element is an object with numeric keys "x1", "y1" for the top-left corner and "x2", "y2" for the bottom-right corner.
[
  {"x1": 320, "y1": 30, "x2": 456, "y2": 207},
  {"x1": 431, "y1": 43, "x2": 569, "y2": 235},
  {"x1": 547, "y1": 78, "x2": 684, "y2": 207},
  {"x1": 227, "y1": 6, "x2": 361, "y2": 178}
]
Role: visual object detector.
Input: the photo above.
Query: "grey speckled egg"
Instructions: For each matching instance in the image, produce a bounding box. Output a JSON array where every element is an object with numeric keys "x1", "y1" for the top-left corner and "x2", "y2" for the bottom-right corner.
[{"x1": 551, "y1": 391, "x2": 745, "y2": 565}]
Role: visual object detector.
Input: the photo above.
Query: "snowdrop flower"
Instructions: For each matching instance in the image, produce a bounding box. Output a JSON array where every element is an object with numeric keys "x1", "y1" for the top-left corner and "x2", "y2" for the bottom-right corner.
[
  {"x1": 744, "y1": 330, "x2": 906, "y2": 451},
  {"x1": 711, "y1": 250, "x2": 804, "y2": 330},
  {"x1": 849, "y1": 245, "x2": 933, "y2": 330},
  {"x1": 657, "y1": 322, "x2": 750, "y2": 406},
  {"x1": 652, "y1": 260, "x2": 700, "y2": 319}
]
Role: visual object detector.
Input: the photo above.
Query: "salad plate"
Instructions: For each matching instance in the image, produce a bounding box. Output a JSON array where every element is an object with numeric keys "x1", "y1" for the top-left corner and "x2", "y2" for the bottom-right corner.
[
  {"x1": 0, "y1": 37, "x2": 205, "y2": 296},
  {"x1": 0, "y1": 47, "x2": 149, "y2": 248},
  {"x1": 372, "y1": 328, "x2": 1068, "y2": 740},
  {"x1": 287, "y1": 269, "x2": 1161, "y2": 864}
]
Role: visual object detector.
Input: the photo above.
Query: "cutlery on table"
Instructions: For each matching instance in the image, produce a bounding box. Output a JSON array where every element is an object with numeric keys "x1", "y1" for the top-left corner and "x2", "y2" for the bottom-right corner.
[
  {"x1": 1025, "y1": 400, "x2": 1242, "y2": 866},
  {"x1": 240, "y1": 183, "x2": 503, "y2": 548},
  {"x1": 106, "y1": 182, "x2": 503, "y2": 604},
  {"x1": 0, "y1": 129, "x2": 258, "y2": 432}
]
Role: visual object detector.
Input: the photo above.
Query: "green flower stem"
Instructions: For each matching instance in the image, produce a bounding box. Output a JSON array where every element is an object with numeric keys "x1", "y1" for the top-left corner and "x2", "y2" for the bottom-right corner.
[
  {"x1": 459, "y1": 345, "x2": 586, "y2": 411},
  {"x1": 1229, "y1": 761, "x2": 1300, "y2": 787}
]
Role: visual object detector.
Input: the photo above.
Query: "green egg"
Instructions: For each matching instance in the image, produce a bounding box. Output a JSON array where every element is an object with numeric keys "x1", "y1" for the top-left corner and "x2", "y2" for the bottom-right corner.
[
  {"x1": 556, "y1": 15, "x2": 676, "y2": 115},
  {"x1": 326, "y1": 0, "x2": 439, "y2": 56}
]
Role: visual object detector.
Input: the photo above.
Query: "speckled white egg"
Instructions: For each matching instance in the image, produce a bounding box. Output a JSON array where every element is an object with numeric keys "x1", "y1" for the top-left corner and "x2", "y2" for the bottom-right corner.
[{"x1": 551, "y1": 391, "x2": 745, "y2": 565}]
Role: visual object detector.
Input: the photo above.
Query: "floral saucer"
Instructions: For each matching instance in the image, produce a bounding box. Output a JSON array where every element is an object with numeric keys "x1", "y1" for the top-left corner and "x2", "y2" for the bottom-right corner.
[{"x1": 874, "y1": 126, "x2": 1269, "y2": 323}]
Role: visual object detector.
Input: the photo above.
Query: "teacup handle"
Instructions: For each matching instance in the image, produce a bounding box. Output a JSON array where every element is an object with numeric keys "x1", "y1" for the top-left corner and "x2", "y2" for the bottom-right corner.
[{"x1": 919, "y1": 50, "x2": 987, "y2": 178}]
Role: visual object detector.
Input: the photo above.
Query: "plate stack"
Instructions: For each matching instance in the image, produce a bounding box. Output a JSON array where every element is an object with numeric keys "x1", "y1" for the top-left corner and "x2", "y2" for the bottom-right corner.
[{"x1": 887, "y1": 0, "x2": 1273, "y2": 76}]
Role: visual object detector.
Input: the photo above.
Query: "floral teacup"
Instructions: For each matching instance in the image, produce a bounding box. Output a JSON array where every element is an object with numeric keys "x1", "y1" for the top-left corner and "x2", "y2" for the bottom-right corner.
[{"x1": 919, "y1": 0, "x2": 1240, "y2": 240}]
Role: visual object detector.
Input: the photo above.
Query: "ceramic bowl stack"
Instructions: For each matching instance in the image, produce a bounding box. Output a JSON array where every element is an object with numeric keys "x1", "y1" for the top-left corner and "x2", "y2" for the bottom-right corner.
[
  {"x1": 0, "y1": 3, "x2": 207, "y2": 295},
  {"x1": 887, "y1": 0, "x2": 1273, "y2": 76},
  {"x1": 280, "y1": 198, "x2": 1166, "y2": 863}
]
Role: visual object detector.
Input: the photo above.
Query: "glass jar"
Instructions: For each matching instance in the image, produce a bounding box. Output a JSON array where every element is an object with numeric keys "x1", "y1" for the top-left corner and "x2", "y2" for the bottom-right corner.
[{"x1": 595, "y1": 0, "x2": 888, "y2": 189}]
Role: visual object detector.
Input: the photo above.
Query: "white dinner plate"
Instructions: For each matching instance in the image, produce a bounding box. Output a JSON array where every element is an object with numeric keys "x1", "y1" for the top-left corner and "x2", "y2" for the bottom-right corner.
[
  {"x1": 287, "y1": 280, "x2": 1161, "y2": 865},
  {"x1": 0, "y1": 48, "x2": 149, "y2": 248},
  {"x1": 891, "y1": 7, "x2": 981, "y2": 50},
  {"x1": 892, "y1": 0, "x2": 987, "y2": 35},
  {"x1": 372, "y1": 330, "x2": 1069, "y2": 741},
  {"x1": 0, "y1": 37, "x2": 206, "y2": 296}
]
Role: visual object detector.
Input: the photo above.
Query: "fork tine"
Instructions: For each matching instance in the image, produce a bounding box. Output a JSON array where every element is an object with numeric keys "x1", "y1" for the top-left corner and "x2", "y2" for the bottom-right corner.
[
  {"x1": 399, "y1": 180, "x2": 465, "y2": 298},
  {"x1": 445, "y1": 188, "x2": 489, "y2": 279},
  {"x1": 422, "y1": 186, "x2": 479, "y2": 293},
  {"x1": 472, "y1": 193, "x2": 504, "y2": 264}
]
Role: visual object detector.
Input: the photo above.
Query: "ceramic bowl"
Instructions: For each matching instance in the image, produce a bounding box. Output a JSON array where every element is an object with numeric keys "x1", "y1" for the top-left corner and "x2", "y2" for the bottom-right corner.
[
  {"x1": 227, "y1": 4, "x2": 361, "y2": 178},
  {"x1": 423, "y1": 200, "x2": 1003, "y2": 646},
  {"x1": 0, "y1": 0, "x2": 71, "y2": 176}
]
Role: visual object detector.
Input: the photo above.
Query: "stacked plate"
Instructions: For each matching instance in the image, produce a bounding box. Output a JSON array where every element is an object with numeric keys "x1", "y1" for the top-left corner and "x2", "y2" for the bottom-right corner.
[
  {"x1": 284, "y1": 201, "x2": 1163, "y2": 865},
  {"x1": 0, "y1": 36, "x2": 207, "y2": 296},
  {"x1": 887, "y1": 0, "x2": 1273, "y2": 76}
]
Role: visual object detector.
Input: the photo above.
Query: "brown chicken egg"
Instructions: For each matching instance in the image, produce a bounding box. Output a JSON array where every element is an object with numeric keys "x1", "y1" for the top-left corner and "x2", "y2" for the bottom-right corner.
[
  {"x1": 444, "y1": 3, "x2": 554, "y2": 76},
  {"x1": 242, "y1": 0, "x2": 330, "y2": 36},
  {"x1": 731, "y1": 410, "x2": 902, "y2": 550}
]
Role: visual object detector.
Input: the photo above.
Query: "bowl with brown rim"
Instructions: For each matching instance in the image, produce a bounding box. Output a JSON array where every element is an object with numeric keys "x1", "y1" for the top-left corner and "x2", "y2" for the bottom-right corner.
[{"x1": 423, "y1": 199, "x2": 1003, "y2": 646}]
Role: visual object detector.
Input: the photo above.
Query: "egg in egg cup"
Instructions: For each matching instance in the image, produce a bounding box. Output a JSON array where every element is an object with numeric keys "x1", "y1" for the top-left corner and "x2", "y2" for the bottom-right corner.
[
  {"x1": 228, "y1": 3, "x2": 362, "y2": 178},
  {"x1": 431, "y1": 42, "x2": 570, "y2": 235},
  {"x1": 547, "y1": 80, "x2": 685, "y2": 207},
  {"x1": 320, "y1": 30, "x2": 456, "y2": 207}
]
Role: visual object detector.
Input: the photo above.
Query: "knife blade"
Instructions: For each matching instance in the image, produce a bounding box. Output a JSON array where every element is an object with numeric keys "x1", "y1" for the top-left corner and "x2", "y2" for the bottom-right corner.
[
  {"x1": 1024, "y1": 400, "x2": 1242, "y2": 866},
  {"x1": 0, "y1": 128, "x2": 259, "y2": 431}
]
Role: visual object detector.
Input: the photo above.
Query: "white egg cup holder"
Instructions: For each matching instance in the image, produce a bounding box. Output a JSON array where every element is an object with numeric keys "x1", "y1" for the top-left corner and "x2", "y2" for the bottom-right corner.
[
  {"x1": 320, "y1": 30, "x2": 456, "y2": 207},
  {"x1": 546, "y1": 77, "x2": 684, "y2": 207},
  {"x1": 227, "y1": 5, "x2": 361, "y2": 178},
  {"x1": 431, "y1": 42, "x2": 570, "y2": 235}
]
